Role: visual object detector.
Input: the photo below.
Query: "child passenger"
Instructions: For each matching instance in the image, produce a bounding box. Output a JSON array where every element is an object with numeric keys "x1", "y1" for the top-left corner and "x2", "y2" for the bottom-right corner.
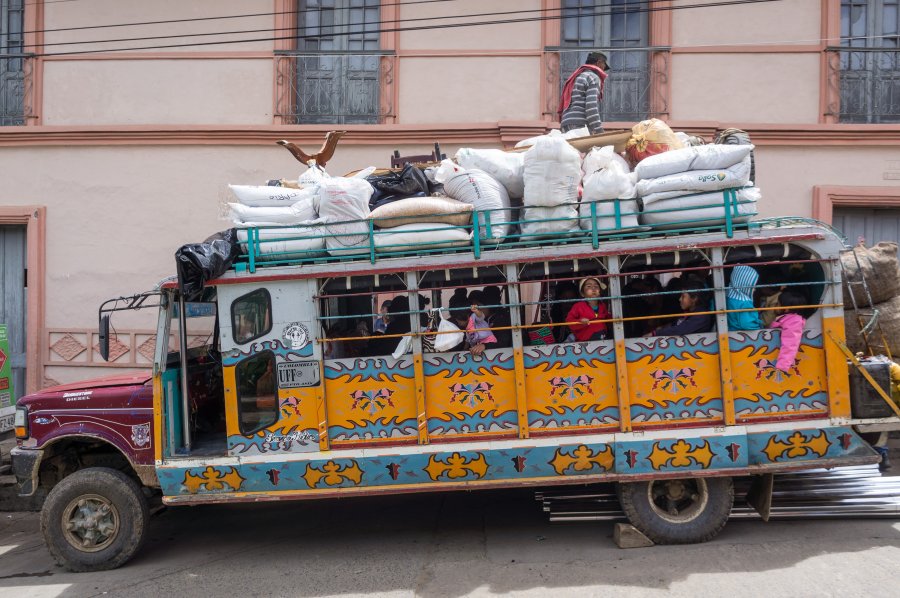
[
  {"x1": 769, "y1": 290, "x2": 807, "y2": 372},
  {"x1": 466, "y1": 292, "x2": 498, "y2": 356},
  {"x1": 566, "y1": 277, "x2": 611, "y2": 341},
  {"x1": 646, "y1": 279, "x2": 714, "y2": 336},
  {"x1": 726, "y1": 265, "x2": 761, "y2": 330}
]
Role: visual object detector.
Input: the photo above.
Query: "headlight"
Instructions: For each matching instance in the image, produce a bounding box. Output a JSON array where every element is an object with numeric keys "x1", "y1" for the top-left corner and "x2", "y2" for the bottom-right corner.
[{"x1": 14, "y1": 406, "x2": 28, "y2": 439}]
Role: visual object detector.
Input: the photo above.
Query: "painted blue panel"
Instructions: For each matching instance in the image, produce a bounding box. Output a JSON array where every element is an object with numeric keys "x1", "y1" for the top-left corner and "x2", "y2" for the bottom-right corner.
[
  {"x1": 157, "y1": 427, "x2": 877, "y2": 498},
  {"x1": 223, "y1": 339, "x2": 312, "y2": 366},
  {"x1": 614, "y1": 435, "x2": 747, "y2": 474},
  {"x1": 747, "y1": 426, "x2": 876, "y2": 465},
  {"x1": 324, "y1": 356, "x2": 414, "y2": 382},
  {"x1": 624, "y1": 334, "x2": 719, "y2": 362},
  {"x1": 523, "y1": 341, "x2": 616, "y2": 369}
]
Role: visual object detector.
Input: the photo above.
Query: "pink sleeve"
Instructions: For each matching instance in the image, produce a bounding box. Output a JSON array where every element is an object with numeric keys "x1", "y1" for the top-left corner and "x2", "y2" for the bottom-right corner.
[{"x1": 775, "y1": 314, "x2": 805, "y2": 371}]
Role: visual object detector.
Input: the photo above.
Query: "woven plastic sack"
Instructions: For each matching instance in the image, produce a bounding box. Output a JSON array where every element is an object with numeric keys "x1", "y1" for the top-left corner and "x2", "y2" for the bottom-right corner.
[
  {"x1": 228, "y1": 188, "x2": 318, "y2": 225},
  {"x1": 635, "y1": 156, "x2": 751, "y2": 198},
  {"x1": 523, "y1": 132, "x2": 582, "y2": 207},
  {"x1": 582, "y1": 145, "x2": 631, "y2": 178},
  {"x1": 634, "y1": 144, "x2": 754, "y2": 181},
  {"x1": 520, "y1": 206, "x2": 580, "y2": 238},
  {"x1": 373, "y1": 222, "x2": 471, "y2": 253},
  {"x1": 315, "y1": 177, "x2": 374, "y2": 256},
  {"x1": 841, "y1": 242, "x2": 900, "y2": 307},
  {"x1": 625, "y1": 118, "x2": 684, "y2": 166},
  {"x1": 456, "y1": 148, "x2": 525, "y2": 199},
  {"x1": 582, "y1": 161, "x2": 637, "y2": 201},
  {"x1": 369, "y1": 196, "x2": 473, "y2": 229},
  {"x1": 434, "y1": 160, "x2": 511, "y2": 241},
  {"x1": 228, "y1": 185, "x2": 315, "y2": 208}
]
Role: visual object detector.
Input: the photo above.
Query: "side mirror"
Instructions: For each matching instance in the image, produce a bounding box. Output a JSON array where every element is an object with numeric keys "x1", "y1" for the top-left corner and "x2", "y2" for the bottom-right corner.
[{"x1": 99, "y1": 315, "x2": 110, "y2": 361}]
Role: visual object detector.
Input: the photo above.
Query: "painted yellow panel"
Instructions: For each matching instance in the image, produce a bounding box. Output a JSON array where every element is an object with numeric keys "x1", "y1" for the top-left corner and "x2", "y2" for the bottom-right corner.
[
  {"x1": 423, "y1": 350, "x2": 519, "y2": 438},
  {"x1": 523, "y1": 342, "x2": 619, "y2": 431},
  {"x1": 625, "y1": 336, "x2": 725, "y2": 427}
]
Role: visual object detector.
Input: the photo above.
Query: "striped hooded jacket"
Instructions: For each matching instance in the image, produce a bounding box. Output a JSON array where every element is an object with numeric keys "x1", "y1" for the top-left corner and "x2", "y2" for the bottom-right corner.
[{"x1": 726, "y1": 265, "x2": 762, "y2": 331}]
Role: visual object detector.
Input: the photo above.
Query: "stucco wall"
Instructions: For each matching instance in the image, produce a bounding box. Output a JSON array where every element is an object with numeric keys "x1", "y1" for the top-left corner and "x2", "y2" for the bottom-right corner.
[
  {"x1": 398, "y1": 0, "x2": 541, "y2": 51},
  {"x1": 671, "y1": 0, "x2": 820, "y2": 46},
  {"x1": 670, "y1": 53, "x2": 821, "y2": 123},
  {"x1": 754, "y1": 146, "x2": 900, "y2": 217},
  {"x1": 398, "y1": 57, "x2": 540, "y2": 123},
  {"x1": 44, "y1": 0, "x2": 274, "y2": 54},
  {"x1": 42, "y1": 59, "x2": 274, "y2": 125}
]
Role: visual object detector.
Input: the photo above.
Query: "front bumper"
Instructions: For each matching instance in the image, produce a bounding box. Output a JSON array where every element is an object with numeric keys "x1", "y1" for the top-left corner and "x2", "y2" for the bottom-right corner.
[{"x1": 10, "y1": 447, "x2": 43, "y2": 497}]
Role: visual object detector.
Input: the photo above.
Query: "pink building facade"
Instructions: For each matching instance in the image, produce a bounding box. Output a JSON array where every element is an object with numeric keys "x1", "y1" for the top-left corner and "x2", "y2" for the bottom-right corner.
[{"x1": 1, "y1": 0, "x2": 899, "y2": 394}]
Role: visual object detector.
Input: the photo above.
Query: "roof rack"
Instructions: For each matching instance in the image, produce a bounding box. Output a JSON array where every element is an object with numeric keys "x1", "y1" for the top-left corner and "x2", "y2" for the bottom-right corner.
[{"x1": 233, "y1": 188, "x2": 759, "y2": 273}]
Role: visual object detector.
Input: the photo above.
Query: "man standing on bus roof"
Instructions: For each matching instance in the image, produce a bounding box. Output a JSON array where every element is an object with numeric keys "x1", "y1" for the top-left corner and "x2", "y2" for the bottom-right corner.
[{"x1": 559, "y1": 51, "x2": 610, "y2": 135}]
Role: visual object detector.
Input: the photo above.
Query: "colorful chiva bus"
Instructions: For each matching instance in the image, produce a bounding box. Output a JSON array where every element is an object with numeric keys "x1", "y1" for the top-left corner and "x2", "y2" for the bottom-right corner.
[{"x1": 13, "y1": 219, "x2": 897, "y2": 571}]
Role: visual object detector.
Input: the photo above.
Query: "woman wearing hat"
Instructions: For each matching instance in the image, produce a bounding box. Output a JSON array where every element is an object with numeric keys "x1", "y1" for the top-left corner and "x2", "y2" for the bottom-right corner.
[{"x1": 565, "y1": 276, "x2": 611, "y2": 341}]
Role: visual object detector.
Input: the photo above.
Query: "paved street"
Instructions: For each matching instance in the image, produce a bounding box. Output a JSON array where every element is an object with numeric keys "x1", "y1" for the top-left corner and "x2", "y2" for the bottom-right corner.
[{"x1": 1, "y1": 486, "x2": 898, "y2": 598}]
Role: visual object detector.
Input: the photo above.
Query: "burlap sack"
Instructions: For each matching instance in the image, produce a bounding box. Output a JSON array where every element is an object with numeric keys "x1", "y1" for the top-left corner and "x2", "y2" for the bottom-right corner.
[
  {"x1": 843, "y1": 294, "x2": 900, "y2": 356},
  {"x1": 841, "y1": 242, "x2": 900, "y2": 307},
  {"x1": 369, "y1": 196, "x2": 473, "y2": 229}
]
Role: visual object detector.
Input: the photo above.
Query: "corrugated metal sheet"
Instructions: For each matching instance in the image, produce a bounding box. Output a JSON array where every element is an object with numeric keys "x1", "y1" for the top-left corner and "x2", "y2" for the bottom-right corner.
[
  {"x1": 833, "y1": 207, "x2": 900, "y2": 247},
  {"x1": 0, "y1": 225, "x2": 26, "y2": 401}
]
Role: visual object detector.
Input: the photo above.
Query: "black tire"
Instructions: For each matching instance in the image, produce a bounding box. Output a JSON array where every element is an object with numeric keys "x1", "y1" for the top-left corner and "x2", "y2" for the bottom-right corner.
[
  {"x1": 617, "y1": 476, "x2": 733, "y2": 544},
  {"x1": 41, "y1": 467, "x2": 149, "y2": 572}
]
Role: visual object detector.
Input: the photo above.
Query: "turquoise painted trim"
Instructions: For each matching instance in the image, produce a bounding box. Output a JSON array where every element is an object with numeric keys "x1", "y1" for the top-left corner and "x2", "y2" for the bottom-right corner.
[{"x1": 156, "y1": 425, "x2": 876, "y2": 498}]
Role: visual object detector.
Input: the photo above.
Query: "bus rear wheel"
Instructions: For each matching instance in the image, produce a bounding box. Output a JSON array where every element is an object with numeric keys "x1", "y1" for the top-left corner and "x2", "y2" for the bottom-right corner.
[
  {"x1": 41, "y1": 467, "x2": 149, "y2": 572},
  {"x1": 617, "y1": 477, "x2": 733, "y2": 544}
]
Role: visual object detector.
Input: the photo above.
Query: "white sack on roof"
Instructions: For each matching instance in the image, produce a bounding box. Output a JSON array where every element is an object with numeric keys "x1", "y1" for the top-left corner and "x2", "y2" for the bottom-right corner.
[
  {"x1": 639, "y1": 187, "x2": 760, "y2": 227},
  {"x1": 582, "y1": 145, "x2": 630, "y2": 178},
  {"x1": 519, "y1": 206, "x2": 580, "y2": 239},
  {"x1": 523, "y1": 132, "x2": 582, "y2": 207},
  {"x1": 228, "y1": 194, "x2": 317, "y2": 226},
  {"x1": 582, "y1": 161, "x2": 637, "y2": 202},
  {"x1": 314, "y1": 177, "x2": 375, "y2": 256},
  {"x1": 228, "y1": 185, "x2": 316, "y2": 208},
  {"x1": 236, "y1": 227, "x2": 326, "y2": 261},
  {"x1": 373, "y1": 222, "x2": 471, "y2": 253},
  {"x1": 434, "y1": 160, "x2": 511, "y2": 241},
  {"x1": 455, "y1": 148, "x2": 525, "y2": 199},
  {"x1": 634, "y1": 144, "x2": 754, "y2": 181},
  {"x1": 635, "y1": 155, "x2": 752, "y2": 198},
  {"x1": 298, "y1": 164, "x2": 329, "y2": 186},
  {"x1": 579, "y1": 199, "x2": 641, "y2": 232}
]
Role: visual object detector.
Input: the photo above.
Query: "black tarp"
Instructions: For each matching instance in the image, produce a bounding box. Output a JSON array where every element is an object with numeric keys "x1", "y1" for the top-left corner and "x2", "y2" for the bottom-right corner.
[{"x1": 175, "y1": 229, "x2": 241, "y2": 301}]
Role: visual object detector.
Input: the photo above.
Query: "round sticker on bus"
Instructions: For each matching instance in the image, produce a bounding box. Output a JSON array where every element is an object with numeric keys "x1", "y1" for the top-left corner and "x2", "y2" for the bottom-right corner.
[{"x1": 283, "y1": 323, "x2": 310, "y2": 350}]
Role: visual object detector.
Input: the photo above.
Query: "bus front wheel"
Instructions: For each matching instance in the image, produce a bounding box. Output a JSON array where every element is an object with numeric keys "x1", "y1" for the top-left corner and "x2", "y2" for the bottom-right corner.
[
  {"x1": 41, "y1": 467, "x2": 149, "y2": 572},
  {"x1": 616, "y1": 477, "x2": 733, "y2": 544}
]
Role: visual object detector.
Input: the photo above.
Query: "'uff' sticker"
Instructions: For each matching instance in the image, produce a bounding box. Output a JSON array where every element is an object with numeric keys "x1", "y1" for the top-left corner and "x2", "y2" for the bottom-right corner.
[{"x1": 283, "y1": 323, "x2": 310, "y2": 350}]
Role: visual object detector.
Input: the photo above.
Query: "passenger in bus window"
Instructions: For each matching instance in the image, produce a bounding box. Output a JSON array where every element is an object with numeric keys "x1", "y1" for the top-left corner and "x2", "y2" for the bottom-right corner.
[
  {"x1": 447, "y1": 293, "x2": 472, "y2": 352},
  {"x1": 623, "y1": 276, "x2": 663, "y2": 337},
  {"x1": 769, "y1": 290, "x2": 807, "y2": 372},
  {"x1": 726, "y1": 265, "x2": 762, "y2": 331},
  {"x1": 466, "y1": 291, "x2": 499, "y2": 356},
  {"x1": 566, "y1": 277, "x2": 611, "y2": 341},
  {"x1": 550, "y1": 281, "x2": 579, "y2": 343},
  {"x1": 658, "y1": 275, "x2": 690, "y2": 327},
  {"x1": 368, "y1": 296, "x2": 412, "y2": 356},
  {"x1": 646, "y1": 279, "x2": 714, "y2": 336},
  {"x1": 373, "y1": 300, "x2": 392, "y2": 333},
  {"x1": 482, "y1": 286, "x2": 512, "y2": 348}
]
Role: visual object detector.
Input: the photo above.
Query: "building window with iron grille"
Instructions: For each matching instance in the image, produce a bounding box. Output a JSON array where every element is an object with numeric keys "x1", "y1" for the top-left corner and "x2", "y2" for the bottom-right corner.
[
  {"x1": 834, "y1": 1, "x2": 900, "y2": 123},
  {"x1": 553, "y1": 0, "x2": 654, "y2": 123},
  {"x1": 278, "y1": 0, "x2": 388, "y2": 125},
  {"x1": 1, "y1": 0, "x2": 25, "y2": 126}
]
